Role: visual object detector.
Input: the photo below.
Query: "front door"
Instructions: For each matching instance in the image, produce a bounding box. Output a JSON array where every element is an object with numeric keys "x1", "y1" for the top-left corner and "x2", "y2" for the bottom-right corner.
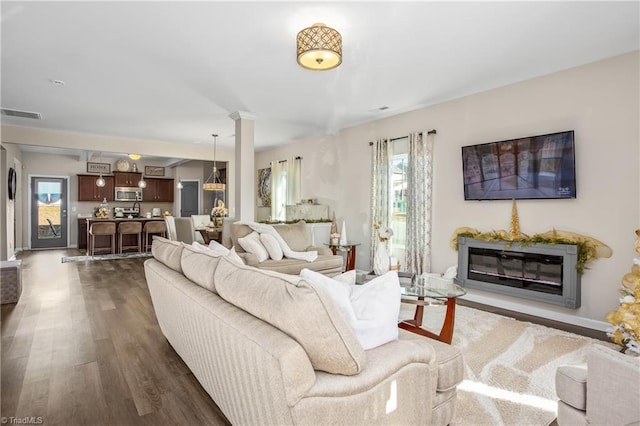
[
  {"x1": 31, "y1": 177, "x2": 68, "y2": 248},
  {"x1": 180, "y1": 181, "x2": 199, "y2": 217}
]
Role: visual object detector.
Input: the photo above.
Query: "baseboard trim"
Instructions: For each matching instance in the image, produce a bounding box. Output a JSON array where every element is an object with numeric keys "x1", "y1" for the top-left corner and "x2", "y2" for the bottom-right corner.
[{"x1": 459, "y1": 293, "x2": 610, "y2": 338}]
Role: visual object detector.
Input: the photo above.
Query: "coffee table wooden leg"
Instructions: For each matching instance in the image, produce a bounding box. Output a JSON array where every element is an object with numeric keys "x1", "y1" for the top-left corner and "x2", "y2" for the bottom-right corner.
[
  {"x1": 438, "y1": 298, "x2": 457, "y2": 344},
  {"x1": 399, "y1": 297, "x2": 457, "y2": 344}
]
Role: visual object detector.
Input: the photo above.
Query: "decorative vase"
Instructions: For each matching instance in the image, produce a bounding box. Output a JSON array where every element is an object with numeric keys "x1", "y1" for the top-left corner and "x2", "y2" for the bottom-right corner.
[
  {"x1": 340, "y1": 221, "x2": 348, "y2": 245},
  {"x1": 214, "y1": 217, "x2": 223, "y2": 227},
  {"x1": 373, "y1": 241, "x2": 390, "y2": 275}
]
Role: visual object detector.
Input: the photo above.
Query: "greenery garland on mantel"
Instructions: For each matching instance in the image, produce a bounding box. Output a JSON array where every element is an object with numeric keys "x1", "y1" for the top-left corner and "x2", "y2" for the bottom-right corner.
[{"x1": 450, "y1": 228, "x2": 612, "y2": 275}]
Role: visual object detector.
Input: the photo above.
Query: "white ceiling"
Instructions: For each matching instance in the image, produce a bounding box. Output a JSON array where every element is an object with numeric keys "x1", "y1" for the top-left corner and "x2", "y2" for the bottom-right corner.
[{"x1": 1, "y1": 1, "x2": 638, "y2": 153}]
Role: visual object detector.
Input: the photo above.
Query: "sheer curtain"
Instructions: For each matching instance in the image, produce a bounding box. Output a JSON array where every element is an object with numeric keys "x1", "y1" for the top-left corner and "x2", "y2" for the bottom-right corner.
[
  {"x1": 369, "y1": 138, "x2": 391, "y2": 266},
  {"x1": 270, "y1": 157, "x2": 301, "y2": 221},
  {"x1": 405, "y1": 132, "x2": 434, "y2": 274}
]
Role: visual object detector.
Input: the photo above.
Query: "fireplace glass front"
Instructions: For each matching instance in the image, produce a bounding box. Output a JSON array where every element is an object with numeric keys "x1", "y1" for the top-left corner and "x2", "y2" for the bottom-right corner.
[{"x1": 468, "y1": 247, "x2": 563, "y2": 295}]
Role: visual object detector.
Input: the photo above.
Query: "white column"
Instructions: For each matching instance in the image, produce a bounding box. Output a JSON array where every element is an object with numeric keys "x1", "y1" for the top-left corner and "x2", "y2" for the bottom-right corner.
[{"x1": 229, "y1": 111, "x2": 256, "y2": 222}]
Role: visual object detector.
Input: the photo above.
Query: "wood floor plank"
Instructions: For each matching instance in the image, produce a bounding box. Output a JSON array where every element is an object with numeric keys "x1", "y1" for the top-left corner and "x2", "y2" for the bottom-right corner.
[
  {"x1": 1, "y1": 249, "x2": 229, "y2": 425},
  {"x1": 14, "y1": 377, "x2": 49, "y2": 421},
  {"x1": 0, "y1": 355, "x2": 29, "y2": 416}
]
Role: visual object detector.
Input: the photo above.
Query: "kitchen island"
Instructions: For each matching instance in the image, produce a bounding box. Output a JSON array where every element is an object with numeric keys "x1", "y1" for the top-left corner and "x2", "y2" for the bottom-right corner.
[{"x1": 80, "y1": 217, "x2": 167, "y2": 255}]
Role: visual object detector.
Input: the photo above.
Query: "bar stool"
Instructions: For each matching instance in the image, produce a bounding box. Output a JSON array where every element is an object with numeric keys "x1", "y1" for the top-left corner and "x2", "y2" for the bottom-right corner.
[
  {"x1": 117, "y1": 222, "x2": 142, "y2": 254},
  {"x1": 143, "y1": 221, "x2": 167, "y2": 252},
  {"x1": 89, "y1": 222, "x2": 116, "y2": 255}
]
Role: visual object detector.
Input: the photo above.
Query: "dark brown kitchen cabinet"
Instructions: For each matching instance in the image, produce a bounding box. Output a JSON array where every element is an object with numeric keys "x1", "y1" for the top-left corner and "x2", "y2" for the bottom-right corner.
[
  {"x1": 78, "y1": 219, "x2": 88, "y2": 249},
  {"x1": 77, "y1": 175, "x2": 114, "y2": 201},
  {"x1": 142, "y1": 178, "x2": 174, "y2": 202},
  {"x1": 113, "y1": 172, "x2": 142, "y2": 187}
]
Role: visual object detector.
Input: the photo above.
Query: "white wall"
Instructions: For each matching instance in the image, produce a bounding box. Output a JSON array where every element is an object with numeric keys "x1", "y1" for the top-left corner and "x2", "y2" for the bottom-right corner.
[
  {"x1": 256, "y1": 51, "x2": 640, "y2": 327},
  {"x1": 0, "y1": 143, "x2": 23, "y2": 259}
]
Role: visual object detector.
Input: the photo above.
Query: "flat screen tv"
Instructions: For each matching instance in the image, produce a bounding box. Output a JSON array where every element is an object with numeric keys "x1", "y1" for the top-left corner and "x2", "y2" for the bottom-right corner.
[{"x1": 462, "y1": 130, "x2": 576, "y2": 200}]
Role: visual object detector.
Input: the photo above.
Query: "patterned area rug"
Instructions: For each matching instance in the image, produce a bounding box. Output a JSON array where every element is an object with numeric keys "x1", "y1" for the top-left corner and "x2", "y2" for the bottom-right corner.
[
  {"x1": 400, "y1": 304, "x2": 616, "y2": 426},
  {"x1": 61, "y1": 252, "x2": 153, "y2": 263}
]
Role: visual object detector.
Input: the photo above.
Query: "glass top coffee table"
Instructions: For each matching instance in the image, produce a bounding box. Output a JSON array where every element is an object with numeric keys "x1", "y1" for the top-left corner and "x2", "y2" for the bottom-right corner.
[{"x1": 397, "y1": 275, "x2": 467, "y2": 344}]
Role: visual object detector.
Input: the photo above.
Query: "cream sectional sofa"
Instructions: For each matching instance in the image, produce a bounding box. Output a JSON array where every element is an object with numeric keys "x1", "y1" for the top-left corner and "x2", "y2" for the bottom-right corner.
[
  {"x1": 230, "y1": 220, "x2": 343, "y2": 276},
  {"x1": 555, "y1": 344, "x2": 640, "y2": 425},
  {"x1": 144, "y1": 237, "x2": 464, "y2": 425}
]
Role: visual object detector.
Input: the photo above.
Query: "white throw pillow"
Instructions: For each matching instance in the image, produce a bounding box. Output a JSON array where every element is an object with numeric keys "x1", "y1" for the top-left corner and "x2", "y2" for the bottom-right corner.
[
  {"x1": 349, "y1": 272, "x2": 401, "y2": 348},
  {"x1": 191, "y1": 241, "x2": 229, "y2": 256},
  {"x1": 333, "y1": 269, "x2": 356, "y2": 285},
  {"x1": 300, "y1": 268, "x2": 400, "y2": 350},
  {"x1": 259, "y1": 233, "x2": 284, "y2": 261},
  {"x1": 237, "y1": 232, "x2": 269, "y2": 263},
  {"x1": 227, "y1": 247, "x2": 245, "y2": 265},
  {"x1": 190, "y1": 241, "x2": 244, "y2": 266},
  {"x1": 208, "y1": 240, "x2": 230, "y2": 255}
]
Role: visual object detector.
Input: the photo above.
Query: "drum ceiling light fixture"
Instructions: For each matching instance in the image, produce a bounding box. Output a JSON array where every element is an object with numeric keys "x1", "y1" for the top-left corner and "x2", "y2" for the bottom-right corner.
[
  {"x1": 296, "y1": 23, "x2": 342, "y2": 71},
  {"x1": 203, "y1": 134, "x2": 225, "y2": 191}
]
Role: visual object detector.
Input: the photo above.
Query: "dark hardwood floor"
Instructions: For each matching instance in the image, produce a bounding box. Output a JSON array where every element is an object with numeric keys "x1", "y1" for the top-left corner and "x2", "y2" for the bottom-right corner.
[{"x1": 1, "y1": 249, "x2": 229, "y2": 425}]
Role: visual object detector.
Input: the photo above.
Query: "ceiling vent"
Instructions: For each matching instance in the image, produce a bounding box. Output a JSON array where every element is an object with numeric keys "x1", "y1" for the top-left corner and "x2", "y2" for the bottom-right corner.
[{"x1": 1, "y1": 108, "x2": 42, "y2": 120}]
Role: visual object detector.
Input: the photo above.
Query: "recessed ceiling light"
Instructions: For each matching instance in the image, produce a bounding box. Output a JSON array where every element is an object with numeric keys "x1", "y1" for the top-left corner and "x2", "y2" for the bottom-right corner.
[{"x1": 49, "y1": 79, "x2": 66, "y2": 86}]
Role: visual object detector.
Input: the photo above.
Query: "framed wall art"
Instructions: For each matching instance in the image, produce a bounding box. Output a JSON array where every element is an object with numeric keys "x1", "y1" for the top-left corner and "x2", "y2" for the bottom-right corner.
[
  {"x1": 257, "y1": 167, "x2": 271, "y2": 207},
  {"x1": 145, "y1": 166, "x2": 165, "y2": 177},
  {"x1": 87, "y1": 162, "x2": 111, "y2": 174}
]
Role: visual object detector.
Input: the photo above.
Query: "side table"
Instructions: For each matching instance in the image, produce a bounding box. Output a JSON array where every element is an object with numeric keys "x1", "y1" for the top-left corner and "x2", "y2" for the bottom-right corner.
[
  {"x1": 325, "y1": 242, "x2": 360, "y2": 271},
  {"x1": 195, "y1": 227, "x2": 222, "y2": 244}
]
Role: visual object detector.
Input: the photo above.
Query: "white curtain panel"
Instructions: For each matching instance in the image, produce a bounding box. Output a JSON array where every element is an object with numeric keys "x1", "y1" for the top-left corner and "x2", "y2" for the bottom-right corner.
[
  {"x1": 270, "y1": 157, "x2": 302, "y2": 222},
  {"x1": 369, "y1": 139, "x2": 391, "y2": 267},
  {"x1": 405, "y1": 132, "x2": 434, "y2": 275},
  {"x1": 286, "y1": 157, "x2": 302, "y2": 210}
]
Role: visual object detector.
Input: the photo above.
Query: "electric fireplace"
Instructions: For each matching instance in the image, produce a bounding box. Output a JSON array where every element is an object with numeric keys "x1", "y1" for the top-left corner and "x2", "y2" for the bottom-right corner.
[{"x1": 457, "y1": 237, "x2": 581, "y2": 308}]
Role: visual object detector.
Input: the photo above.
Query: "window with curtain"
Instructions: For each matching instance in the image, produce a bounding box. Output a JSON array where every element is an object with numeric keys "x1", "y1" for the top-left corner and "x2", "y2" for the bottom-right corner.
[
  {"x1": 371, "y1": 132, "x2": 433, "y2": 274},
  {"x1": 390, "y1": 150, "x2": 408, "y2": 268},
  {"x1": 270, "y1": 157, "x2": 301, "y2": 222}
]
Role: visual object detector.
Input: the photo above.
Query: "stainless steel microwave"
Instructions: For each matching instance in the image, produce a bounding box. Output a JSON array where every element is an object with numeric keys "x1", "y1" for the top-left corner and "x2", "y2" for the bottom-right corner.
[{"x1": 115, "y1": 187, "x2": 143, "y2": 201}]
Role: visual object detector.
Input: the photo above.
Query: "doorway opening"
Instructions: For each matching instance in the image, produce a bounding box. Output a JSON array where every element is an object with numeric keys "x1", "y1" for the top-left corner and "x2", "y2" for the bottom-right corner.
[
  {"x1": 31, "y1": 176, "x2": 68, "y2": 249},
  {"x1": 179, "y1": 180, "x2": 200, "y2": 218}
]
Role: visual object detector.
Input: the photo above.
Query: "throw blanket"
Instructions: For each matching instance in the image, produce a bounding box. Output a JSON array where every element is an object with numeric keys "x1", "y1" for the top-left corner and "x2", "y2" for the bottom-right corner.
[{"x1": 239, "y1": 222, "x2": 318, "y2": 262}]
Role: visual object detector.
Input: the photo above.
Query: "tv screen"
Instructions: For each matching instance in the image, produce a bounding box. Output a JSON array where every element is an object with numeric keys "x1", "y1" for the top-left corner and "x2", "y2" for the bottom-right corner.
[{"x1": 462, "y1": 130, "x2": 576, "y2": 200}]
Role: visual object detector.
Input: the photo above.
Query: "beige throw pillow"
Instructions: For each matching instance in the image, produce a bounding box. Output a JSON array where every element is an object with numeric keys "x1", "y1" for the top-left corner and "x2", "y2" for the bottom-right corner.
[
  {"x1": 151, "y1": 236, "x2": 184, "y2": 273},
  {"x1": 214, "y1": 257, "x2": 366, "y2": 375},
  {"x1": 259, "y1": 233, "x2": 284, "y2": 260},
  {"x1": 237, "y1": 232, "x2": 269, "y2": 262},
  {"x1": 180, "y1": 244, "x2": 223, "y2": 293}
]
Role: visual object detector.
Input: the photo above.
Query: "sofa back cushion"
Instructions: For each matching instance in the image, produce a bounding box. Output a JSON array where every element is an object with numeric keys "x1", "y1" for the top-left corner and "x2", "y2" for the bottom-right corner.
[
  {"x1": 151, "y1": 236, "x2": 184, "y2": 273},
  {"x1": 214, "y1": 256, "x2": 366, "y2": 375},
  {"x1": 229, "y1": 223, "x2": 254, "y2": 253},
  {"x1": 273, "y1": 220, "x2": 310, "y2": 251}
]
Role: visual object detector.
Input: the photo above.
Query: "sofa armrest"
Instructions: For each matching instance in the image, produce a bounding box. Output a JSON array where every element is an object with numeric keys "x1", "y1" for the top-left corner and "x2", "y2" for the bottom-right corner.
[
  {"x1": 308, "y1": 246, "x2": 333, "y2": 256},
  {"x1": 585, "y1": 344, "x2": 640, "y2": 425}
]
